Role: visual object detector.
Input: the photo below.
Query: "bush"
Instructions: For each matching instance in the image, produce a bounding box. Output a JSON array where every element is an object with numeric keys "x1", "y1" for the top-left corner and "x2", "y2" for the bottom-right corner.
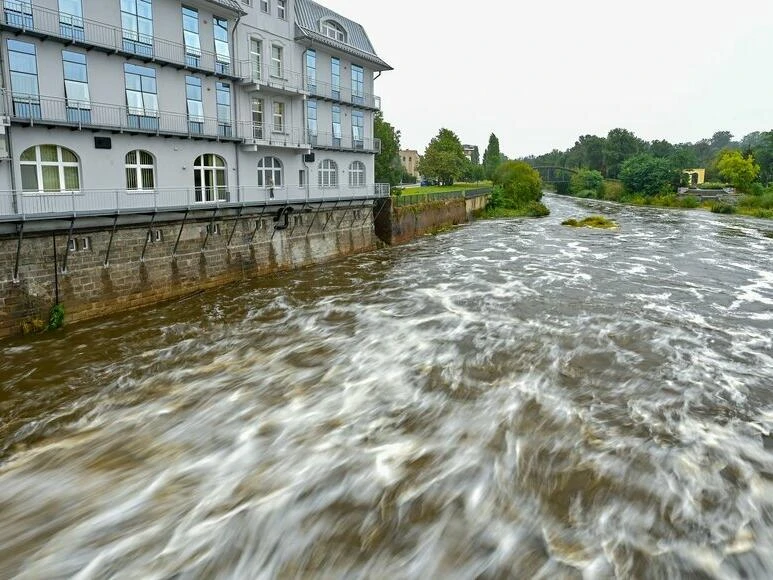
[
  {"x1": 710, "y1": 202, "x2": 736, "y2": 214},
  {"x1": 525, "y1": 201, "x2": 550, "y2": 217},
  {"x1": 570, "y1": 169, "x2": 604, "y2": 196},
  {"x1": 697, "y1": 182, "x2": 729, "y2": 190},
  {"x1": 738, "y1": 191, "x2": 773, "y2": 210},
  {"x1": 493, "y1": 161, "x2": 543, "y2": 208},
  {"x1": 602, "y1": 180, "x2": 625, "y2": 201},
  {"x1": 575, "y1": 189, "x2": 600, "y2": 199},
  {"x1": 554, "y1": 181, "x2": 571, "y2": 195},
  {"x1": 561, "y1": 215, "x2": 618, "y2": 229},
  {"x1": 620, "y1": 154, "x2": 680, "y2": 196}
]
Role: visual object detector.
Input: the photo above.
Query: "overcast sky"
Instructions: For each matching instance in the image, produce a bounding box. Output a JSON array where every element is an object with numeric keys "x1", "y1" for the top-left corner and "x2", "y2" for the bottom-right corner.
[{"x1": 320, "y1": 0, "x2": 773, "y2": 158}]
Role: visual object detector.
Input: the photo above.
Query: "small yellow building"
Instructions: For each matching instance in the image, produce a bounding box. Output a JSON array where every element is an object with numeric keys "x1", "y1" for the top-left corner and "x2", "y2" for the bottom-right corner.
[
  {"x1": 683, "y1": 168, "x2": 706, "y2": 186},
  {"x1": 400, "y1": 149, "x2": 421, "y2": 178}
]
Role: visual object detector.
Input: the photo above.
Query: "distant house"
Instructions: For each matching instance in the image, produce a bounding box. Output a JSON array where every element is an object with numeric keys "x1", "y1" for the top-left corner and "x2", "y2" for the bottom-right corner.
[
  {"x1": 683, "y1": 168, "x2": 706, "y2": 187},
  {"x1": 462, "y1": 144, "x2": 476, "y2": 161},
  {"x1": 400, "y1": 149, "x2": 420, "y2": 178}
]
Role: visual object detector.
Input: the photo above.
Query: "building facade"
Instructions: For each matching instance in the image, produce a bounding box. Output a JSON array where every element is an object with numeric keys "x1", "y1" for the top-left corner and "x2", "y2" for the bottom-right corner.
[
  {"x1": 399, "y1": 148, "x2": 419, "y2": 179},
  {"x1": 0, "y1": 0, "x2": 391, "y2": 216}
]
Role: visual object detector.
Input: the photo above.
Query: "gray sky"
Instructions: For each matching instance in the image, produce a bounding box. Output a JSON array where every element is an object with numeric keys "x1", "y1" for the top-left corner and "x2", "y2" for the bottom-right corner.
[{"x1": 321, "y1": 0, "x2": 773, "y2": 157}]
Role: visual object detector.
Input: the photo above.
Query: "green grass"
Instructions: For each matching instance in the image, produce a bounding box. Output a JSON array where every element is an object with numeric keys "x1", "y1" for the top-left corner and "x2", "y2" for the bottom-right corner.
[
  {"x1": 483, "y1": 201, "x2": 550, "y2": 219},
  {"x1": 562, "y1": 215, "x2": 618, "y2": 229},
  {"x1": 399, "y1": 182, "x2": 492, "y2": 196}
]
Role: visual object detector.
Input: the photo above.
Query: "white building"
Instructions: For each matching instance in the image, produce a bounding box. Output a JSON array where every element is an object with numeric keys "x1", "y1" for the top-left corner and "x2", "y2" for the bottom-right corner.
[{"x1": 0, "y1": 0, "x2": 391, "y2": 216}]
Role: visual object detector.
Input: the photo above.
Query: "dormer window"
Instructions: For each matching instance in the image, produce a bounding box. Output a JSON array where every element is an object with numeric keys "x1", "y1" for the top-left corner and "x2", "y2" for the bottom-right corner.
[{"x1": 321, "y1": 20, "x2": 346, "y2": 43}]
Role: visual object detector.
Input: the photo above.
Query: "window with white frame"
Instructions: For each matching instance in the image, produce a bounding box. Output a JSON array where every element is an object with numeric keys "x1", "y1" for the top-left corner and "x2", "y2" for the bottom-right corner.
[
  {"x1": 318, "y1": 159, "x2": 338, "y2": 188},
  {"x1": 251, "y1": 96, "x2": 264, "y2": 138},
  {"x1": 272, "y1": 101, "x2": 285, "y2": 132},
  {"x1": 271, "y1": 44, "x2": 283, "y2": 77},
  {"x1": 276, "y1": 0, "x2": 286, "y2": 19},
  {"x1": 125, "y1": 149, "x2": 155, "y2": 190},
  {"x1": 260, "y1": 0, "x2": 269, "y2": 13},
  {"x1": 20, "y1": 145, "x2": 80, "y2": 192},
  {"x1": 250, "y1": 38, "x2": 262, "y2": 81},
  {"x1": 124, "y1": 63, "x2": 158, "y2": 126},
  {"x1": 194, "y1": 154, "x2": 227, "y2": 202},
  {"x1": 352, "y1": 110, "x2": 364, "y2": 148},
  {"x1": 349, "y1": 161, "x2": 366, "y2": 187},
  {"x1": 321, "y1": 20, "x2": 346, "y2": 42},
  {"x1": 257, "y1": 156, "x2": 282, "y2": 187}
]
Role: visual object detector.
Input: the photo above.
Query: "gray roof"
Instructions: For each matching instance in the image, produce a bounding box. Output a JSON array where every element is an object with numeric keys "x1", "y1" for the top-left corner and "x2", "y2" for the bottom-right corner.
[
  {"x1": 206, "y1": 0, "x2": 247, "y2": 14},
  {"x1": 294, "y1": 0, "x2": 392, "y2": 71}
]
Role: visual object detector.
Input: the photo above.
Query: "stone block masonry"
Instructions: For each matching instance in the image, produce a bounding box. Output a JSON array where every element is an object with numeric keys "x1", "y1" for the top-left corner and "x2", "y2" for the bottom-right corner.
[{"x1": 0, "y1": 206, "x2": 376, "y2": 339}]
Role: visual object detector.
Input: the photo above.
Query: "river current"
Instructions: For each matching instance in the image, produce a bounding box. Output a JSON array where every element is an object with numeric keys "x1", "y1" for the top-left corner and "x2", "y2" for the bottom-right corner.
[{"x1": 1, "y1": 194, "x2": 773, "y2": 579}]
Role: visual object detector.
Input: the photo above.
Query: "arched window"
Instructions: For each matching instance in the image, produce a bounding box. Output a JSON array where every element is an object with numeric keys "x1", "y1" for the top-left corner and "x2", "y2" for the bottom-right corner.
[
  {"x1": 318, "y1": 159, "x2": 338, "y2": 188},
  {"x1": 125, "y1": 150, "x2": 155, "y2": 190},
  {"x1": 321, "y1": 20, "x2": 346, "y2": 43},
  {"x1": 257, "y1": 156, "x2": 282, "y2": 187},
  {"x1": 193, "y1": 154, "x2": 227, "y2": 202},
  {"x1": 20, "y1": 145, "x2": 80, "y2": 192},
  {"x1": 348, "y1": 161, "x2": 366, "y2": 187}
]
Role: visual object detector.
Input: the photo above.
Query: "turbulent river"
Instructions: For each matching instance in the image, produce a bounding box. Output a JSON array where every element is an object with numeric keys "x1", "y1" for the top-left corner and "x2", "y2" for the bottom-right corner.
[{"x1": 2, "y1": 194, "x2": 773, "y2": 579}]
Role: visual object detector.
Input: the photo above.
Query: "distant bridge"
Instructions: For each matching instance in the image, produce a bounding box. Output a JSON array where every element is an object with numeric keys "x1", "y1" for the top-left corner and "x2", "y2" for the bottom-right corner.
[{"x1": 532, "y1": 166, "x2": 578, "y2": 184}]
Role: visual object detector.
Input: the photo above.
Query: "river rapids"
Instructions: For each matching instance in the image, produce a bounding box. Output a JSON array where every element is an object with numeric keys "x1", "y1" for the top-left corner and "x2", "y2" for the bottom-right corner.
[{"x1": 1, "y1": 195, "x2": 773, "y2": 579}]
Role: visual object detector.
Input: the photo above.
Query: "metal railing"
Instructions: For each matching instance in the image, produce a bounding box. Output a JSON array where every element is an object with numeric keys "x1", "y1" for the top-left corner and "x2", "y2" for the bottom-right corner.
[
  {"x1": 237, "y1": 122, "x2": 309, "y2": 148},
  {"x1": 308, "y1": 131, "x2": 381, "y2": 154},
  {"x1": 3, "y1": 90, "x2": 239, "y2": 141},
  {"x1": 0, "y1": 184, "x2": 392, "y2": 219},
  {"x1": 306, "y1": 78, "x2": 381, "y2": 110},
  {"x1": 236, "y1": 61, "x2": 307, "y2": 94},
  {"x1": 393, "y1": 190, "x2": 467, "y2": 207},
  {"x1": 0, "y1": 3, "x2": 237, "y2": 78}
]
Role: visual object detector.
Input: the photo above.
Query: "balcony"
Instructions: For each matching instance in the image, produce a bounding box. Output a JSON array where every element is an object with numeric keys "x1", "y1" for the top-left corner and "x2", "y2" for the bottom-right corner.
[
  {"x1": 0, "y1": 184, "x2": 391, "y2": 220},
  {"x1": 236, "y1": 61, "x2": 307, "y2": 96},
  {"x1": 309, "y1": 131, "x2": 381, "y2": 154},
  {"x1": 306, "y1": 79, "x2": 381, "y2": 111},
  {"x1": 4, "y1": 91, "x2": 241, "y2": 142},
  {"x1": 0, "y1": 3, "x2": 238, "y2": 80},
  {"x1": 238, "y1": 123, "x2": 310, "y2": 150}
]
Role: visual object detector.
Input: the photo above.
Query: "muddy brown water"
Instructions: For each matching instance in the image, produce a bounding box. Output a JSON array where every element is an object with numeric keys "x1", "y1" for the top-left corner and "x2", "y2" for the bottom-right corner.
[{"x1": 1, "y1": 195, "x2": 772, "y2": 579}]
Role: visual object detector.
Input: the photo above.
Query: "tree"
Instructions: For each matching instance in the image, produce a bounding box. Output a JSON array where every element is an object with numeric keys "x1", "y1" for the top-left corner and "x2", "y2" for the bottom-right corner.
[
  {"x1": 470, "y1": 146, "x2": 480, "y2": 165},
  {"x1": 482, "y1": 133, "x2": 502, "y2": 179},
  {"x1": 569, "y1": 135, "x2": 605, "y2": 172},
  {"x1": 493, "y1": 161, "x2": 543, "y2": 207},
  {"x1": 619, "y1": 154, "x2": 679, "y2": 196},
  {"x1": 374, "y1": 111, "x2": 402, "y2": 186},
  {"x1": 604, "y1": 128, "x2": 646, "y2": 178},
  {"x1": 717, "y1": 150, "x2": 760, "y2": 192},
  {"x1": 417, "y1": 128, "x2": 467, "y2": 185},
  {"x1": 751, "y1": 131, "x2": 773, "y2": 185},
  {"x1": 570, "y1": 169, "x2": 604, "y2": 196}
]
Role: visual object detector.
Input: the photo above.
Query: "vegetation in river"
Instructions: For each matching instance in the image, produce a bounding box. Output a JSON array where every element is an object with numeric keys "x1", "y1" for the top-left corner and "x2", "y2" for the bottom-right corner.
[
  {"x1": 48, "y1": 303, "x2": 65, "y2": 330},
  {"x1": 562, "y1": 216, "x2": 618, "y2": 229},
  {"x1": 482, "y1": 161, "x2": 550, "y2": 218}
]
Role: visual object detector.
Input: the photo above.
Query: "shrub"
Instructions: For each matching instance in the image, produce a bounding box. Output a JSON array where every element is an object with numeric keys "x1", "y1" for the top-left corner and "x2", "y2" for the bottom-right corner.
[
  {"x1": 602, "y1": 180, "x2": 625, "y2": 201},
  {"x1": 620, "y1": 154, "x2": 680, "y2": 196},
  {"x1": 561, "y1": 215, "x2": 618, "y2": 229},
  {"x1": 570, "y1": 169, "x2": 604, "y2": 196},
  {"x1": 575, "y1": 189, "x2": 599, "y2": 199},
  {"x1": 48, "y1": 303, "x2": 65, "y2": 330},
  {"x1": 525, "y1": 201, "x2": 550, "y2": 217},
  {"x1": 738, "y1": 191, "x2": 773, "y2": 210},
  {"x1": 710, "y1": 202, "x2": 736, "y2": 214},
  {"x1": 493, "y1": 161, "x2": 543, "y2": 208},
  {"x1": 697, "y1": 182, "x2": 729, "y2": 190}
]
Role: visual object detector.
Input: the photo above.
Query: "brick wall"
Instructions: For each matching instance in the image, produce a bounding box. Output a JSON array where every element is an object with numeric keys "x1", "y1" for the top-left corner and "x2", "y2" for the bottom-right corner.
[{"x1": 0, "y1": 207, "x2": 376, "y2": 338}]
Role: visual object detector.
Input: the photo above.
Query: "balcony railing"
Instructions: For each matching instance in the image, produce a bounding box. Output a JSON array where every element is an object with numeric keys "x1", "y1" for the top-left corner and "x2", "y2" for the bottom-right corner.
[
  {"x1": 236, "y1": 61, "x2": 307, "y2": 94},
  {"x1": 4, "y1": 91, "x2": 240, "y2": 141},
  {"x1": 306, "y1": 78, "x2": 381, "y2": 110},
  {"x1": 238, "y1": 122, "x2": 309, "y2": 149},
  {"x1": 0, "y1": 3, "x2": 237, "y2": 78},
  {"x1": 309, "y1": 131, "x2": 381, "y2": 154},
  {"x1": 0, "y1": 184, "x2": 391, "y2": 219}
]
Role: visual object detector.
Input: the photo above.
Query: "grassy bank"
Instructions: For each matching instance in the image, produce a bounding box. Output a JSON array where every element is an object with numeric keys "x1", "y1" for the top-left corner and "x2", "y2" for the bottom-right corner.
[{"x1": 399, "y1": 182, "x2": 492, "y2": 196}]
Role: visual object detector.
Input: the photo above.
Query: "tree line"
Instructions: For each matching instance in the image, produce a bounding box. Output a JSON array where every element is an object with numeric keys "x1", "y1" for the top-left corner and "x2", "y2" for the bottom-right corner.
[
  {"x1": 523, "y1": 128, "x2": 773, "y2": 189},
  {"x1": 374, "y1": 111, "x2": 510, "y2": 187}
]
